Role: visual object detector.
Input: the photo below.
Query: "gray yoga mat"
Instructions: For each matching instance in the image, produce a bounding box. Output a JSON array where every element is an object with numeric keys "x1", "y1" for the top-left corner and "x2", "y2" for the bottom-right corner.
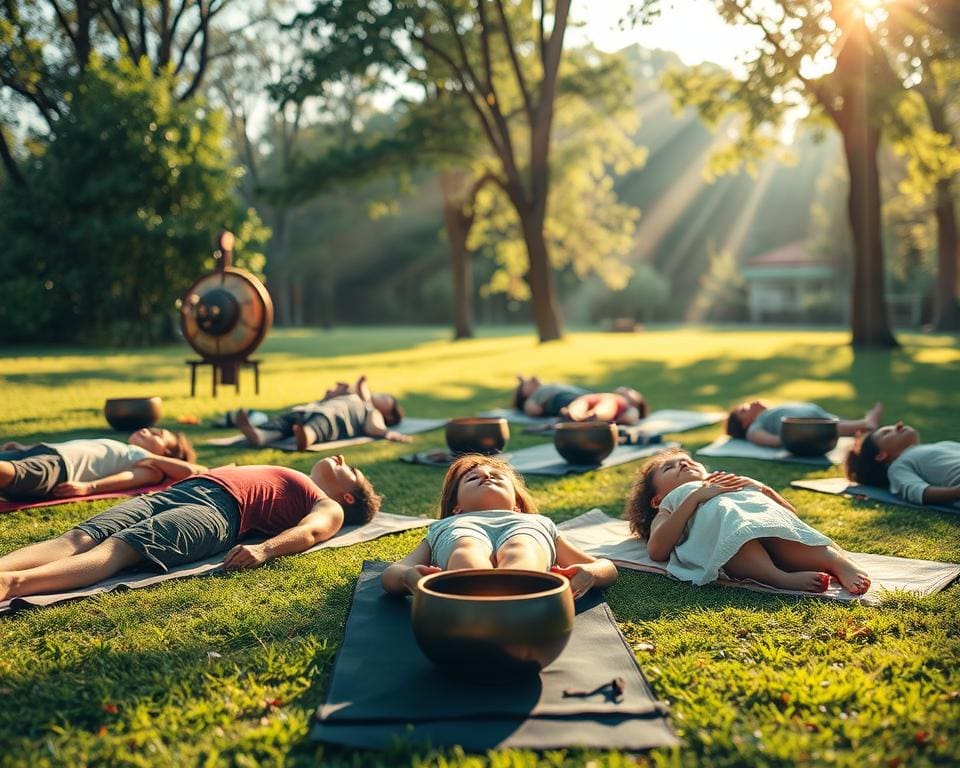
[
  {"x1": 697, "y1": 436, "x2": 854, "y2": 466},
  {"x1": 476, "y1": 408, "x2": 556, "y2": 426},
  {"x1": 311, "y1": 560, "x2": 677, "y2": 751},
  {"x1": 0, "y1": 512, "x2": 433, "y2": 615},
  {"x1": 791, "y1": 477, "x2": 960, "y2": 516},
  {"x1": 525, "y1": 409, "x2": 726, "y2": 442},
  {"x1": 558, "y1": 509, "x2": 960, "y2": 605},
  {"x1": 401, "y1": 441, "x2": 678, "y2": 477},
  {"x1": 205, "y1": 417, "x2": 446, "y2": 450}
]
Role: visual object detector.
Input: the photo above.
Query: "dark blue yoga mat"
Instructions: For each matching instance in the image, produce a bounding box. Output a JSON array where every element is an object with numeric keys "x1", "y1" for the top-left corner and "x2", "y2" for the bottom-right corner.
[{"x1": 311, "y1": 561, "x2": 677, "y2": 751}]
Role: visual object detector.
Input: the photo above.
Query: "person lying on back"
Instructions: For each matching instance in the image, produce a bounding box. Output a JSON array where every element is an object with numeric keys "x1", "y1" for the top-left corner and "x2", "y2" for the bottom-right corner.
[
  {"x1": 845, "y1": 422, "x2": 960, "y2": 507},
  {"x1": 726, "y1": 400, "x2": 883, "y2": 448},
  {"x1": 236, "y1": 375, "x2": 409, "y2": 450},
  {"x1": 0, "y1": 456, "x2": 381, "y2": 601},
  {"x1": 514, "y1": 376, "x2": 648, "y2": 423}
]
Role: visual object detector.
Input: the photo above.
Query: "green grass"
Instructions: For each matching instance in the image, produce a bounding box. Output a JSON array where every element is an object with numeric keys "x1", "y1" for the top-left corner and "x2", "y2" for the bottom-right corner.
[{"x1": 1, "y1": 325, "x2": 958, "y2": 767}]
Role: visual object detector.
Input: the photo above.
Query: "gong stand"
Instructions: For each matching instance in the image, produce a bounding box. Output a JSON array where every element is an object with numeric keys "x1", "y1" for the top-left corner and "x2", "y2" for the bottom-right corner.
[{"x1": 180, "y1": 230, "x2": 273, "y2": 397}]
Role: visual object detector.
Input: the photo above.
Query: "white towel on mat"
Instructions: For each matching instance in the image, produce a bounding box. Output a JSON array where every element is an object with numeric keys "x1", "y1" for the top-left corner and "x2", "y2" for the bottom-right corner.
[{"x1": 659, "y1": 481, "x2": 833, "y2": 585}]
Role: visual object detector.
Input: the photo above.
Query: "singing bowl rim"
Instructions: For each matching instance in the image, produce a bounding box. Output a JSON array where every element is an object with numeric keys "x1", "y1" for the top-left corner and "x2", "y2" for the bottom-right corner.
[
  {"x1": 104, "y1": 396, "x2": 163, "y2": 408},
  {"x1": 553, "y1": 422, "x2": 619, "y2": 434},
  {"x1": 417, "y1": 568, "x2": 569, "y2": 602},
  {"x1": 780, "y1": 417, "x2": 840, "y2": 428},
  {"x1": 445, "y1": 417, "x2": 509, "y2": 428}
]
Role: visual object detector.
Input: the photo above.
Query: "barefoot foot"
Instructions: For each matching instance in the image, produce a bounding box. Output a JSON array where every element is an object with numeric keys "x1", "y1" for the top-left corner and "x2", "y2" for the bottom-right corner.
[
  {"x1": 292, "y1": 423, "x2": 315, "y2": 451},
  {"x1": 830, "y1": 554, "x2": 871, "y2": 595},
  {"x1": 235, "y1": 409, "x2": 265, "y2": 446},
  {"x1": 0, "y1": 572, "x2": 16, "y2": 602},
  {"x1": 775, "y1": 570, "x2": 831, "y2": 593}
]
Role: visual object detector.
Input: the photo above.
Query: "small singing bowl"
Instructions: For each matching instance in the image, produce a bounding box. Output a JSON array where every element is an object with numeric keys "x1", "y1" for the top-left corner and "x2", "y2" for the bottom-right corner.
[
  {"x1": 445, "y1": 417, "x2": 510, "y2": 455},
  {"x1": 553, "y1": 422, "x2": 618, "y2": 465},
  {"x1": 411, "y1": 569, "x2": 574, "y2": 679},
  {"x1": 104, "y1": 397, "x2": 163, "y2": 432},
  {"x1": 780, "y1": 417, "x2": 839, "y2": 457}
]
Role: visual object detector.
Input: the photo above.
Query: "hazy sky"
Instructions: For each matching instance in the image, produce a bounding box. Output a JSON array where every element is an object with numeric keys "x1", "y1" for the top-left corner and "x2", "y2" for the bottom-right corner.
[{"x1": 570, "y1": 0, "x2": 764, "y2": 71}]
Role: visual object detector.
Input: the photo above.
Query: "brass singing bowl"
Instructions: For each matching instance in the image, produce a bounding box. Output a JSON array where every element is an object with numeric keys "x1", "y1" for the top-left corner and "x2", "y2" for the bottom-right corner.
[
  {"x1": 780, "y1": 417, "x2": 839, "y2": 457},
  {"x1": 445, "y1": 417, "x2": 510, "y2": 455},
  {"x1": 411, "y1": 569, "x2": 574, "y2": 678},
  {"x1": 553, "y1": 422, "x2": 618, "y2": 464},
  {"x1": 104, "y1": 397, "x2": 163, "y2": 432}
]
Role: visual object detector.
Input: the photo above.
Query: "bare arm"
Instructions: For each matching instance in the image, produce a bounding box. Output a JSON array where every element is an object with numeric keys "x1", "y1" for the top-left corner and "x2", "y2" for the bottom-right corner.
[
  {"x1": 381, "y1": 539, "x2": 439, "y2": 594},
  {"x1": 746, "y1": 426, "x2": 782, "y2": 447},
  {"x1": 223, "y1": 500, "x2": 344, "y2": 570},
  {"x1": 553, "y1": 535, "x2": 618, "y2": 598},
  {"x1": 922, "y1": 486, "x2": 960, "y2": 505},
  {"x1": 138, "y1": 455, "x2": 207, "y2": 481},
  {"x1": 363, "y1": 410, "x2": 411, "y2": 442},
  {"x1": 52, "y1": 464, "x2": 165, "y2": 497}
]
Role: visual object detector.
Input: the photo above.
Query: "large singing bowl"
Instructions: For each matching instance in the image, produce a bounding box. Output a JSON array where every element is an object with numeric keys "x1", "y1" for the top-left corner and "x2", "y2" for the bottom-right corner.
[
  {"x1": 553, "y1": 422, "x2": 618, "y2": 465},
  {"x1": 104, "y1": 397, "x2": 162, "y2": 432},
  {"x1": 445, "y1": 417, "x2": 510, "y2": 455},
  {"x1": 780, "y1": 417, "x2": 839, "y2": 457},
  {"x1": 411, "y1": 569, "x2": 574, "y2": 679}
]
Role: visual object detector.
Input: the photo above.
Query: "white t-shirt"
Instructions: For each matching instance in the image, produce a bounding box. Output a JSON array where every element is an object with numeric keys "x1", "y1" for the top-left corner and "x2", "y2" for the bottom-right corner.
[
  {"x1": 888, "y1": 442, "x2": 960, "y2": 505},
  {"x1": 47, "y1": 439, "x2": 153, "y2": 482}
]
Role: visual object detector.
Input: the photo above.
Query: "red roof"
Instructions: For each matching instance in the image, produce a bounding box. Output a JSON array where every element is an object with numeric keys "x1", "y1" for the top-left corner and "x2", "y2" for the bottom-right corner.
[{"x1": 745, "y1": 241, "x2": 830, "y2": 268}]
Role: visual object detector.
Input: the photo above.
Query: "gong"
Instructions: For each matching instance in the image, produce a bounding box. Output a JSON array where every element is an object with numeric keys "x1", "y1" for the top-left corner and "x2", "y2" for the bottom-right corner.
[{"x1": 180, "y1": 231, "x2": 273, "y2": 389}]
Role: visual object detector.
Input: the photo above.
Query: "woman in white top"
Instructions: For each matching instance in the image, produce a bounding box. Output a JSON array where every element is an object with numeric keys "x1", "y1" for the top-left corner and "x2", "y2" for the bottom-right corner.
[{"x1": 0, "y1": 428, "x2": 204, "y2": 501}]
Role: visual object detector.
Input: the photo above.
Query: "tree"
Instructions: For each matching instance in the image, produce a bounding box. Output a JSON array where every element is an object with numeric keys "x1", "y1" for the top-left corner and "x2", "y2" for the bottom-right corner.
[
  {"x1": 288, "y1": 0, "x2": 580, "y2": 342},
  {"x1": 651, "y1": 0, "x2": 905, "y2": 346},
  {"x1": 0, "y1": 57, "x2": 261, "y2": 343},
  {"x1": 883, "y1": 1, "x2": 960, "y2": 330},
  {"x1": 1, "y1": 0, "x2": 240, "y2": 184}
]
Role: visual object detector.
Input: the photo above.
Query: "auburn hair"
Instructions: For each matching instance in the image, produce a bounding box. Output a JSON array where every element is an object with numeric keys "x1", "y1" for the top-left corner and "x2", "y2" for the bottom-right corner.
[{"x1": 439, "y1": 454, "x2": 538, "y2": 519}]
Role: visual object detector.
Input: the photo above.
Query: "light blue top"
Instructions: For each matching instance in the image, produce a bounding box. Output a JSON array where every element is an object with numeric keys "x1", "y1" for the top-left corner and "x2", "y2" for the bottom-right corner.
[
  {"x1": 888, "y1": 442, "x2": 960, "y2": 505},
  {"x1": 750, "y1": 402, "x2": 836, "y2": 438}
]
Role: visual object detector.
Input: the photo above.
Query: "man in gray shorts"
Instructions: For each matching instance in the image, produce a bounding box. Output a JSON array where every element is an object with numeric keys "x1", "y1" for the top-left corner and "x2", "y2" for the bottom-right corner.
[{"x1": 0, "y1": 457, "x2": 380, "y2": 601}]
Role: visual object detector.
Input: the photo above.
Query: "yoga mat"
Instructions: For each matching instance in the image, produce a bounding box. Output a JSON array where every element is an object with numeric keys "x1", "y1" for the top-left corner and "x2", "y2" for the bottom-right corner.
[
  {"x1": 697, "y1": 436, "x2": 854, "y2": 466},
  {"x1": 475, "y1": 408, "x2": 556, "y2": 426},
  {"x1": 401, "y1": 441, "x2": 679, "y2": 477},
  {"x1": 0, "y1": 481, "x2": 174, "y2": 515},
  {"x1": 205, "y1": 417, "x2": 446, "y2": 450},
  {"x1": 558, "y1": 509, "x2": 960, "y2": 605},
  {"x1": 525, "y1": 409, "x2": 726, "y2": 442},
  {"x1": 791, "y1": 477, "x2": 960, "y2": 516},
  {"x1": 0, "y1": 512, "x2": 433, "y2": 615},
  {"x1": 311, "y1": 561, "x2": 677, "y2": 751}
]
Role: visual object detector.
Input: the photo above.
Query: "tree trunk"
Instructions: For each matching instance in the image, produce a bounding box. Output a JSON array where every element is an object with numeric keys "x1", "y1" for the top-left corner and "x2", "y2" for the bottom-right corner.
[
  {"x1": 521, "y1": 206, "x2": 563, "y2": 342},
  {"x1": 267, "y1": 208, "x2": 293, "y2": 326},
  {"x1": 833, "y1": 18, "x2": 897, "y2": 347},
  {"x1": 932, "y1": 177, "x2": 959, "y2": 330},
  {"x1": 924, "y1": 98, "x2": 959, "y2": 331},
  {"x1": 439, "y1": 171, "x2": 474, "y2": 340}
]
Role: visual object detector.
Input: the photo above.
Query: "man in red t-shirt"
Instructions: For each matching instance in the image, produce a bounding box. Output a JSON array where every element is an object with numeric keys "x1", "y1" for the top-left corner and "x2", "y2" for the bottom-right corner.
[{"x1": 0, "y1": 456, "x2": 381, "y2": 601}]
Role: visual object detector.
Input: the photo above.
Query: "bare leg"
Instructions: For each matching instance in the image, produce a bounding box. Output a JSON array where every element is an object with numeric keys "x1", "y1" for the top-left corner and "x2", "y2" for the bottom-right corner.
[
  {"x1": 0, "y1": 538, "x2": 142, "y2": 600},
  {"x1": 0, "y1": 529, "x2": 98, "y2": 571},
  {"x1": 837, "y1": 401, "x2": 883, "y2": 436},
  {"x1": 235, "y1": 409, "x2": 282, "y2": 447},
  {"x1": 495, "y1": 535, "x2": 550, "y2": 571},
  {"x1": 0, "y1": 460, "x2": 14, "y2": 490},
  {"x1": 723, "y1": 538, "x2": 829, "y2": 592},
  {"x1": 763, "y1": 539, "x2": 871, "y2": 595},
  {"x1": 293, "y1": 423, "x2": 318, "y2": 451},
  {"x1": 445, "y1": 538, "x2": 494, "y2": 570}
]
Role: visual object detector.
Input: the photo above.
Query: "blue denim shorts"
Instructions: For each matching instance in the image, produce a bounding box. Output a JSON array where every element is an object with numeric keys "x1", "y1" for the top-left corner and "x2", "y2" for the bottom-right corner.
[{"x1": 426, "y1": 510, "x2": 559, "y2": 569}]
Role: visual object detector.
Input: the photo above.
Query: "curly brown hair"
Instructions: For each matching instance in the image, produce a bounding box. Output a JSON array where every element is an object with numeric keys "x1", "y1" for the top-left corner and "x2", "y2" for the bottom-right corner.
[
  {"x1": 439, "y1": 454, "x2": 538, "y2": 519},
  {"x1": 168, "y1": 431, "x2": 196, "y2": 463},
  {"x1": 624, "y1": 447, "x2": 688, "y2": 539},
  {"x1": 726, "y1": 409, "x2": 747, "y2": 439}
]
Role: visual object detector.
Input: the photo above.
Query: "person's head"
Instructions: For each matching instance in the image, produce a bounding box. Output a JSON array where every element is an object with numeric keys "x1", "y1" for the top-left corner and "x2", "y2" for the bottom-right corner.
[
  {"x1": 129, "y1": 427, "x2": 196, "y2": 462},
  {"x1": 615, "y1": 386, "x2": 649, "y2": 419},
  {"x1": 624, "y1": 448, "x2": 709, "y2": 538},
  {"x1": 439, "y1": 454, "x2": 538, "y2": 518},
  {"x1": 513, "y1": 375, "x2": 541, "y2": 410},
  {"x1": 726, "y1": 400, "x2": 768, "y2": 438},
  {"x1": 311, "y1": 454, "x2": 382, "y2": 524},
  {"x1": 372, "y1": 393, "x2": 403, "y2": 427},
  {"x1": 845, "y1": 422, "x2": 920, "y2": 487}
]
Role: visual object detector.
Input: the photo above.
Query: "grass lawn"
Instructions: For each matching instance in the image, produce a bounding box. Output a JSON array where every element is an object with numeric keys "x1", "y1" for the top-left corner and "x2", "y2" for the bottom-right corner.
[{"x1": 1, "y1": 325, "x2": 958, "y2": 767}]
